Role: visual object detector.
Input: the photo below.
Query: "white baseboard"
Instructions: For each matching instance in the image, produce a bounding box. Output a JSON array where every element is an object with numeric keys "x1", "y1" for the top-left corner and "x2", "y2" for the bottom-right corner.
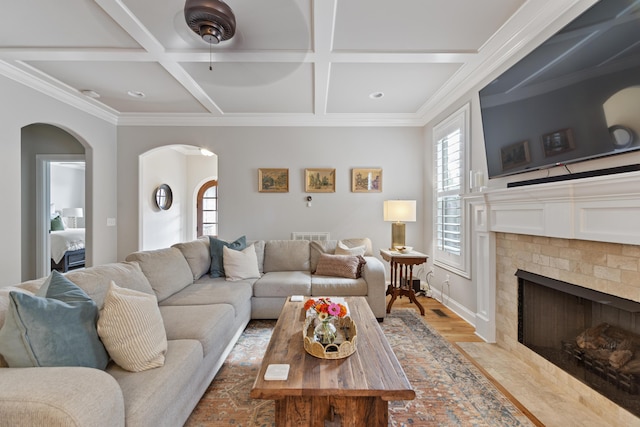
[{"x1": 429, "y1": 288, "x2": 477, "y2": 330}]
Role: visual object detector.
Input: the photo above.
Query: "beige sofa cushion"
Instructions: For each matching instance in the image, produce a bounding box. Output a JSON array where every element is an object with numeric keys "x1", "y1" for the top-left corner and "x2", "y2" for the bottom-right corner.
[
  {"x1": 172, "y1": 237, "x2": 210, "y2": 281},
  {"x1": 253, "y1": 271, "x2": 311, "y2": 297},
  {"x1": 263, "y1": 240, "x2": 310, "y2": 272},
  {"x1": 125, "y1": 248, "x2": 194, "y2": 302},
  {"x1": 249, "y1": 240, "x2": 266, "y2": 274},
  {"x1": 106, "y1": 339, "x2": 203, "y2": 427},
  {"x1": 65, "y1": 262, "x2": 154, "y2": 309},
  {"x1": 311, "y1": 276, "x2": 368, "y2": 296},
  {"x1": 339, "y1": 238, "x2": 373, "y2": 256}
]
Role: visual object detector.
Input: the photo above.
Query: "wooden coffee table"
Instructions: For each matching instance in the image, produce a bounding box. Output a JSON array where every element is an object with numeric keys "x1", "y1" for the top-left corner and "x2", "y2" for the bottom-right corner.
[{"x1": 250, "y1": 296, "x2": 415, "y2": 427}]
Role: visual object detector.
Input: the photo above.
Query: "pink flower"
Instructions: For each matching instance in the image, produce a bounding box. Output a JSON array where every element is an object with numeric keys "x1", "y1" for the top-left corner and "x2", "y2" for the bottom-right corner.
[{"x1": 327, "y1": 303, "x2": 341, "y2": 317}]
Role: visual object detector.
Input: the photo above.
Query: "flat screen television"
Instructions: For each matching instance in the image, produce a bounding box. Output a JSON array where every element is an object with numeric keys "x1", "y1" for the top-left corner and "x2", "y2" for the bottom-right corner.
[{"x1": 479, "y1": 0, "x2": 640, "y2": 179}]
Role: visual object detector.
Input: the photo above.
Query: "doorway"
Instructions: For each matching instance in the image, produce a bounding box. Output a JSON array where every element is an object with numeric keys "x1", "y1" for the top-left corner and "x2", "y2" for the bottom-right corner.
[{"x1": 36, "y1": 155, "x2": 85, "y2": 277}]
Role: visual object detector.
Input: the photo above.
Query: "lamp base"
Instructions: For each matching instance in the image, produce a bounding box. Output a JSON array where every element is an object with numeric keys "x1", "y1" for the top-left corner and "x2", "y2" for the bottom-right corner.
[{"x1": 391, "y1": 222, "x2": 406, "y2": 249}]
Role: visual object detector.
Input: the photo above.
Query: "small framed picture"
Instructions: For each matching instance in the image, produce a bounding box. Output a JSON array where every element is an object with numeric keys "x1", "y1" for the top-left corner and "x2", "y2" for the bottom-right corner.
[
  {"x1": 542, "y1": 128, "x2": 575, "y2": 157},
  {"x1": 304, "y1": 168, "x2": 336, "y2": 193},
  {"x1": 500, "y1": 140, "x2": 531, "y2": 171},
  {"x1": 258, "y1": 168, "x2": 289, "y2": 193},
  {"x1": 352, "y1": 168, "x2": 382, "y2": 192}
]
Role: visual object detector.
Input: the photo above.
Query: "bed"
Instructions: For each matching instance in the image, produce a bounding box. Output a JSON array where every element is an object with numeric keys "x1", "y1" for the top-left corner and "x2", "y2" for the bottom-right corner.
[{"x1": 50, "y1": 228, "x2": 85, "y2": 272}]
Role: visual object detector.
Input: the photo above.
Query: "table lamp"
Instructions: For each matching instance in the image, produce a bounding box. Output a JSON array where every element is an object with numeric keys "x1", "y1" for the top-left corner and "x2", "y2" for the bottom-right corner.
[
  {"x1": 62, "y1": 207, "x2": 83, "y2": 228},
  {"x1": 383, "y1": 200, "x2": 416, "y2": 249}
]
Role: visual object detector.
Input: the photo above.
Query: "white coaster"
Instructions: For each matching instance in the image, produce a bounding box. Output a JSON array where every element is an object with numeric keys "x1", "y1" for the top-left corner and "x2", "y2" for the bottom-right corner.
[
  {"x1": 290, "y1": 295, "x2": 304, "y2": 302},
  {"x1": 264, "y1": 364, "x2": 290, "y2": 381}
]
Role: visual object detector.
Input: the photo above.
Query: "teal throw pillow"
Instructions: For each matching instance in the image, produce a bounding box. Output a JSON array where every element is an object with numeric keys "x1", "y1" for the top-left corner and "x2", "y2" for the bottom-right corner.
[
  {"x1": 0, "y1": 271, "x2": 109, "y2": 369},
  {"x1": 51, "y1": 215, "x2": 65, "y2": 231},
  {"x1": 209, "y1": 235, "x2": 246, "y2": 277}
]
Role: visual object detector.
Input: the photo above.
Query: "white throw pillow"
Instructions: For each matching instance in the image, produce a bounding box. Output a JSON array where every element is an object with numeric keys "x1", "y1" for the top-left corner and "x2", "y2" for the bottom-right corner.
[
  {"x1": 97, "y1": 281, "x2": 167, "y2": 372},
  {"x1": 335, "y1": 241, "x2": 366, "y2": 256},
  {"x1": 223, "y1": 244, "x2": 261, "y2": 281}
]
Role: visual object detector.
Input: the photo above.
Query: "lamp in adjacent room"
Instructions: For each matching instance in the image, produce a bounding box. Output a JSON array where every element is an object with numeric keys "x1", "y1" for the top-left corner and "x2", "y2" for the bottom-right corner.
[
  {"x1": 62, "y1": 208, "x2": 83, "y2": 229},
  {"x1": 383, "y1": 200, "x2": 416, "y2": 249}
]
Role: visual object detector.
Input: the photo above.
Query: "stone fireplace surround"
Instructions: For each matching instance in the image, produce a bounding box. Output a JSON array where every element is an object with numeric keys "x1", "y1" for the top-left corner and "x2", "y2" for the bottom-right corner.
[{"x1": 471, "y1": 170, "x2": 640, "y2": 425}]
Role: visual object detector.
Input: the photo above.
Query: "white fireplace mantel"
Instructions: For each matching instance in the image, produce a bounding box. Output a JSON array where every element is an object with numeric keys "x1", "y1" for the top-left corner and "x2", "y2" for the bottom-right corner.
[
  {"x1": 477, "y1": 170, "x2": 640, "y2": 245},
  {"x1": 469, "y1": 170, "x2": 640, "y2": 343}
]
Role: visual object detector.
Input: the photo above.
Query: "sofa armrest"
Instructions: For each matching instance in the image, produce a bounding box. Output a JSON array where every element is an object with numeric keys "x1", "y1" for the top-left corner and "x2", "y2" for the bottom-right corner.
[
  {"x1": 362, "y1": 256, "x2": 387, "y2": 319},
  {"x1": 0, "y1": 367, "x2": 124, "y2": 427}
]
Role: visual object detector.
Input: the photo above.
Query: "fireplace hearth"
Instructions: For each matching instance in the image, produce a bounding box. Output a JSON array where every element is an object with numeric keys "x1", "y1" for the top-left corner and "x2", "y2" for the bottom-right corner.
[{"x1": 517, "y1": 269, "x2": 640, "y2": 417}]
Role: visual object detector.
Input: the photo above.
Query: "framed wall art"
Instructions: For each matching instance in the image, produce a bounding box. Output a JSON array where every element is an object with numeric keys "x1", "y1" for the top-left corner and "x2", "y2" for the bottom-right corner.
[
  {"x1": 500, "y1": 140, "x2": 531, "y2": 171},
  {"x1": 352, "y1": 168, "x2": 382, "y2": 192},
  {"x1": 304, "y1": 168, "x2": 336, "y2": 193},
  {"x1": 542, "y1": 128, "x2": 575, "y2": 157},
  {"x1": 258, "y1": 168, "x2": 289, "y2": 193}
]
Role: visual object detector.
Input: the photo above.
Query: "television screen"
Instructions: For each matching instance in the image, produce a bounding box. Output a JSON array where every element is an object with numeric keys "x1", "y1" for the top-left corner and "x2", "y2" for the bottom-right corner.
[{"x1": 479, "y1": 0, "x2": 640, "y2": 179}]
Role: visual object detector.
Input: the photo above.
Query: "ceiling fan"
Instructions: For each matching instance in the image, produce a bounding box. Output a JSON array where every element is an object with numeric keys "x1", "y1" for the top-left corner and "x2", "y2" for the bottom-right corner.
[
  {"x1": 181, "y1": 0, "x2": 308, "y2": 84},
  {"x1": 184, "y1": 0, "x2": 236, "y2": 45}
]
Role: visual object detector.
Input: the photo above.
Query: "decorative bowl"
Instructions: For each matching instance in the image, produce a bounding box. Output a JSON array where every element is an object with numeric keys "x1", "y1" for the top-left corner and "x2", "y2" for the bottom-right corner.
[{"x1": 395, "y1": 246, "x2": 413, "y2": 253}]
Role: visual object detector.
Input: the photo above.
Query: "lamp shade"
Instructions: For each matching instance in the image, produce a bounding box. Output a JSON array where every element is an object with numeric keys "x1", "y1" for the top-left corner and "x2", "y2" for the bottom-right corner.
[
  {"x1": 62, "y1": 208, "x2": 83, "y2": 218},
  {"x1": 383, "y1": 200, "x2": 416, "y2": 222}
]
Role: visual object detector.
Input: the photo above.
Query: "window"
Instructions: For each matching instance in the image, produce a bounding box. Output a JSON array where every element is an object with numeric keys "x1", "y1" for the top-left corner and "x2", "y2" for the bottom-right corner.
[
  {"x1": 197, "y1": 180, "x2": 218, "y2": 237},
  {"x1": 433, "y1": 104, "x2": 469, "y2": 277}
]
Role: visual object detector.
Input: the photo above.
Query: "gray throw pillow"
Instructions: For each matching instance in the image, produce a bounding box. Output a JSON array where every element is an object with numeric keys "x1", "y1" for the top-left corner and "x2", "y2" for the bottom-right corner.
[
  {"x1": 209, "y1": 235, "x2": 246, "y2": 277},
  {"x1": 0, "y1": 271, "x2": 108, "y2": 369}
]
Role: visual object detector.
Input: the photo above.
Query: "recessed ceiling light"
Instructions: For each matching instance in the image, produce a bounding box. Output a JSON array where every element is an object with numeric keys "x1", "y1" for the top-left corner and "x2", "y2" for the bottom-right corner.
[
  {"x1": 80, "y1": 89, "x2": 100, "y2": 98},
  {"x1": 127, "y1": 90, "x2": 146, "y2": 98},
  {"x1": 369, "y1": 92, "x2": 384, "y2": 99}
]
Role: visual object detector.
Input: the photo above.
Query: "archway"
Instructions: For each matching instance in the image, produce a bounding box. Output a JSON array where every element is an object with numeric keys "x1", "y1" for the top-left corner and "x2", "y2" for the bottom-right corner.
[
  {"x1": 21, "y1": 123, "x2": 87, "y2": 280},
  {"x1": 139, "y1": 145, "x2": 218, "y2": 250}
]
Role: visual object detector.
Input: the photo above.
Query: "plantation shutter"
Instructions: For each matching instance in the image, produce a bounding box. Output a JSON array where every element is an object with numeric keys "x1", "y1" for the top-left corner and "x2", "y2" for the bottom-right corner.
[{"x1": 433, "y1": 104, "x2": 469, "y2": 276}]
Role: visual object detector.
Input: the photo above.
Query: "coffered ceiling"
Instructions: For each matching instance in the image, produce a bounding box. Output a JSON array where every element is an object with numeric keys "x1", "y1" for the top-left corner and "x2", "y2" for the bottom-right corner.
[{"x1": 0, "y1": 0, "x2": 590, "y2": 126}]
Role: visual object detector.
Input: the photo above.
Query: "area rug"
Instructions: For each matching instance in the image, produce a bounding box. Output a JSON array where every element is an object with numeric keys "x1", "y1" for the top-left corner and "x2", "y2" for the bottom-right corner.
[{"x1": 185, "y1": 309, "x2": 535, "y2": 426}]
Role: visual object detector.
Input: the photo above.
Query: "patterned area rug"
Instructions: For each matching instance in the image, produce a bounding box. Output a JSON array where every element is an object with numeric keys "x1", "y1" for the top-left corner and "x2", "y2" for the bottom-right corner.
[{"x1": 185, "y1": 309, "x2": 534, "y2": 426}]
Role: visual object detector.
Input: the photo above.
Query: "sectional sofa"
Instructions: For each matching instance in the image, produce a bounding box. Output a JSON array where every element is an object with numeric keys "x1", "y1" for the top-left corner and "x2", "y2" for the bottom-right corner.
[{"x1": 0, "y1": 237, "x2": 385, "y2": 427}]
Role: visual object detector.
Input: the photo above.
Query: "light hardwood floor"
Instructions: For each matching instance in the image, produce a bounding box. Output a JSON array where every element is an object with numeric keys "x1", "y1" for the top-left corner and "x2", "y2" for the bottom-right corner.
[
  {"x1": 390, "y1": 294, "x2": 617, "y2": 427},
  {"x1": 387, "y1": 294, "x2": 483, "y2": 344}
]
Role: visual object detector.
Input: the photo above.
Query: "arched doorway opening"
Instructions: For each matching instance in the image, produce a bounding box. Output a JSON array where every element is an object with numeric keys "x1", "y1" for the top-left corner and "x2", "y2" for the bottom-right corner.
[
  {"x1": 139, "y1": 145, "x2": 217, "y2": 249},
  {"x1": 21, "y1": 123, "x2": 87, "y2": 280}
]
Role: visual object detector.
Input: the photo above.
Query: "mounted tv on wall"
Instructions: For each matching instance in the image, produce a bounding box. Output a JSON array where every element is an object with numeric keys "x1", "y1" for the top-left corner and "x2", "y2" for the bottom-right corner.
[{"x1": 479, "y1": 0, "x2": 640, "y2": 179}]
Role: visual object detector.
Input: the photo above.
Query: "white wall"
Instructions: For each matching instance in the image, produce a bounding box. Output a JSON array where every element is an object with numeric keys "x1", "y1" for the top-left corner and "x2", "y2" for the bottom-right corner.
[
  {"x1": 117, "y1": 126, "x2": 425, "y2": 267},
  {"x1": 186, "y1": 153, "x2": 218, "y2": 240},
  {"x1": 0, "y1": 76, "x2": 118, "y2": 286},
  {"x1": 51, "y1": 163, "x2": 85, "y2": 227},
  {"x1": 140, "y1": 148, "x2": 188, "y2": 250}
]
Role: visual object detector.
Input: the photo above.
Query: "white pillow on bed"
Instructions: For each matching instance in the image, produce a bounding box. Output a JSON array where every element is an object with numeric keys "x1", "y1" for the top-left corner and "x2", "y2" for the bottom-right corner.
[{"x1": 222, "y1": 245, "x2": 260, "y2": 281}]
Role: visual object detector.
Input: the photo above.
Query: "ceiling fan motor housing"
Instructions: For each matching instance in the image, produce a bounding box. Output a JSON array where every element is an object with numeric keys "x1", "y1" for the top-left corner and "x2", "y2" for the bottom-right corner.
[{"x1": 184, "y1": 0, "x2": 236, "y2": 44}]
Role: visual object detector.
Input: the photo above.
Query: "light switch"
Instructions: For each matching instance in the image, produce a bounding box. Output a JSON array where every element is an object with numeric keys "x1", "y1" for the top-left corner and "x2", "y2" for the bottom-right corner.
[{"x1": 107, "y1": 218, "x2": 116, "y2": 226}]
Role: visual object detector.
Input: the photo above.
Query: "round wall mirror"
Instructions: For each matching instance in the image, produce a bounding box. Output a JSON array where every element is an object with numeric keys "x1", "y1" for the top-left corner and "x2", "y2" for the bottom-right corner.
[{"x1": 154, "y1": 184, "x2": 173, "y2": 210}]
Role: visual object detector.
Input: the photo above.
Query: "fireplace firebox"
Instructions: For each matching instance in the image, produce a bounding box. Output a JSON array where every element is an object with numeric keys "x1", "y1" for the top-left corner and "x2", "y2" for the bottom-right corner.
[{"x1": 516, "y1": 269, "x2": 640, "y2": 417}]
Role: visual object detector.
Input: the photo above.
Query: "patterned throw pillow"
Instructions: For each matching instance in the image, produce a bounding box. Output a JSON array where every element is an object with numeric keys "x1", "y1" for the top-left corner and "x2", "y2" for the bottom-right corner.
[
  {"x1": 314, "y1": 254, "x2": 361, "y2": 279},
  {"x1": 97, "y1": 281, "x2": 167, "y2": 372}
]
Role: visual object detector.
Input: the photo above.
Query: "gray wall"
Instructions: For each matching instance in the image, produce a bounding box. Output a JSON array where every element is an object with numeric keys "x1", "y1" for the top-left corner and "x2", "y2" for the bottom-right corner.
[
  {"x1": 117, "y1": 126, "x2": 426, "y2": 266},
  {"x1": 0, "y1": 76, "x2": 118, "y2": 286}
]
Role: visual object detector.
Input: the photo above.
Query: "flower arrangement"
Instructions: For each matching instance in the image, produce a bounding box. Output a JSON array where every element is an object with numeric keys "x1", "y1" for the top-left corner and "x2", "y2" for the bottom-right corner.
[
  {"x1": 303, "y1": 298, "x2": 348, "y2": 345},
  {"x1": 304, "y1": 297, "x2": 348, "y2": 321}
]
